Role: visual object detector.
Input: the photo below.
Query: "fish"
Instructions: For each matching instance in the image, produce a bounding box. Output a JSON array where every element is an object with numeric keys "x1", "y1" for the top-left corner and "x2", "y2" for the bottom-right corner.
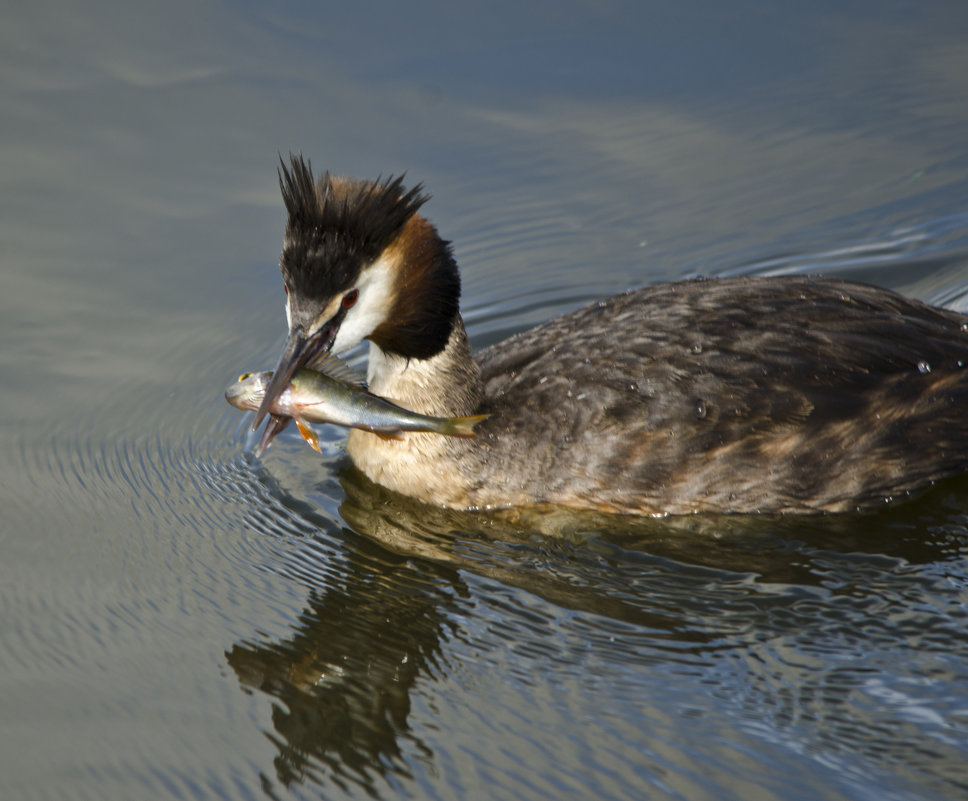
[{"x1": 225, "y1": 356, "x2": 488, "y2": 455}]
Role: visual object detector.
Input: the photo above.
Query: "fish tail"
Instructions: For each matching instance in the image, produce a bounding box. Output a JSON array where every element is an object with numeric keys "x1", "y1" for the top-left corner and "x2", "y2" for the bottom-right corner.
[{"x1": 437, "y1": 413, "x2": 489, "y2": 438}]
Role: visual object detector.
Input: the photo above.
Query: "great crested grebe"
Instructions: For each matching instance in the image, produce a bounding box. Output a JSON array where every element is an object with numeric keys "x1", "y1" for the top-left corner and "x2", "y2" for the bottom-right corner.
[{"x1": 250, "y1": 156, "x2": 968, "y2": 515}]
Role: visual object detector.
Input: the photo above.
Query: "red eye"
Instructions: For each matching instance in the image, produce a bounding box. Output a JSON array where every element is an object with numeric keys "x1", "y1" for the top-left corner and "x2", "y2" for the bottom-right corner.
[
  {"x1": 342, "y1": 289, "x2": 359, "y2": 309},
  {"x1": 283, "y1": 284, "x2": 290, "y2": 296}
]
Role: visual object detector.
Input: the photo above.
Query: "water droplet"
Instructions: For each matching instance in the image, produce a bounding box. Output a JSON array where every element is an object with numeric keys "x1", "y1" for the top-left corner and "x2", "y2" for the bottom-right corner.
[
  {"x1": 695, "y1": 399, "x2": 707, "y2": 419},
  {"x1": 961, "y1": 323, "x2": 968, "y2": 333},
  {"x1": 917, "y1": 360, "x2": 931, "y2": 374}
]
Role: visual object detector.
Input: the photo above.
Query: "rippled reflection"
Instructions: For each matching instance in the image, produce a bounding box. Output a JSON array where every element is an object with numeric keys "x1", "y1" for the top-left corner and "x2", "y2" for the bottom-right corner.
[
  {"x1": 222, "y1": 456, "x2": 968, "y2": 798},
  {"x1": 227, "y1": 554, "x2": 457, "y2": 792}
]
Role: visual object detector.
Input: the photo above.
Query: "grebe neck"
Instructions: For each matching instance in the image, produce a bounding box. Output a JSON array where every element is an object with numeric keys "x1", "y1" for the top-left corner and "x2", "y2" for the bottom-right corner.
[{"x1": 365, "y1": 315, "x2": 483, "y2": 417}]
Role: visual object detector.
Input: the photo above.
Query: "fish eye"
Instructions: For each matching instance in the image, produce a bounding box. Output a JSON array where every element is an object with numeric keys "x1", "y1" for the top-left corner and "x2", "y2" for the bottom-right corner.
[
  {"x1": 238, "y1": 373, "x2": 251, "y2": 381},
  {"x1": 342, "y1": 289, "x2": 359, "y2": 309}
]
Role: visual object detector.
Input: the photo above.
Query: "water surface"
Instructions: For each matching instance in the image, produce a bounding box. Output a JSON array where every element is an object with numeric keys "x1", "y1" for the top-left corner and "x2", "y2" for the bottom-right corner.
[{"x1": 3, "y1": 2, "x2": 968, "y2": 800}]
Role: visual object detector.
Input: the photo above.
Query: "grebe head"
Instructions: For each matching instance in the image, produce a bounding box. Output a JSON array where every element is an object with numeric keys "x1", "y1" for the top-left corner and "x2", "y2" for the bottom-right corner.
[{"x1": 252, "y1": 155, "x2": 461, "y2": 433}]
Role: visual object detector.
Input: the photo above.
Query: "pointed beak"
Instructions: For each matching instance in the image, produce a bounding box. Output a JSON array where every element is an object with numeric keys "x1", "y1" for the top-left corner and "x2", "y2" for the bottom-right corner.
[
  {"x1": 252, "y1": 414, "x2": 291, "y2": 457},
  {"x1": 251, "y1": 321, "x2": 339, "y2": 432}
]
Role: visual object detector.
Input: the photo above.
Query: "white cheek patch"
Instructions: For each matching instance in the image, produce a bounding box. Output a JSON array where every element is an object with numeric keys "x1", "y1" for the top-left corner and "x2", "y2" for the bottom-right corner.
[
  {"x1": 285, "y1": 295, "x2": 292, "y2": 330},
  {"x1": 330, "y1": 253, "x2": 397, "y2": 354}
]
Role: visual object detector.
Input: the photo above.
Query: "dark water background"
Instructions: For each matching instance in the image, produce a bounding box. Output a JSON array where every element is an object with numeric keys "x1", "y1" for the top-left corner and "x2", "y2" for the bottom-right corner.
[{"x1": 4, "y1": 2, "x2": 968, "y2": 799}]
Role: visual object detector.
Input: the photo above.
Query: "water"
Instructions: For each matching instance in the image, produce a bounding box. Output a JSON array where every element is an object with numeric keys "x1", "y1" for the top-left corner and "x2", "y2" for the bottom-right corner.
[{"x1": 4, "y1": 2, "x2": 968, "y2": 799}]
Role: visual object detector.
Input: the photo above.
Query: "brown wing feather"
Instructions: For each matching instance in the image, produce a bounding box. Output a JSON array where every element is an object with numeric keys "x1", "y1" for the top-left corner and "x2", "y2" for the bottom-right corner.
[{"x1": 471, "y1": 276, "x2": 968, "y2": 513}]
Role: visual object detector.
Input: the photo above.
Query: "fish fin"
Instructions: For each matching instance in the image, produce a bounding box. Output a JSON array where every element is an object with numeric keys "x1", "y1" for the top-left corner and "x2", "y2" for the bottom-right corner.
[
  {"x1": 372, "y1": 429, "x2": 404, "y2": 441},
  {"x1": 309, "y1": 351, "x2": 366, "y2": 387},
  {"x1": 295, "y1": 418, "x2": 322, "y2": 453},
  {"x1": 438, "y1": 413, "x2": 490, "y2": 438}
]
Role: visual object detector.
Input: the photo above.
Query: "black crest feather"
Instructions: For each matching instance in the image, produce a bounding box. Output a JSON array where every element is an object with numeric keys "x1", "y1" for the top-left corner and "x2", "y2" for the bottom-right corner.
[{"x1": 277, "y1": 154, "x2": 429, "y2": 301}]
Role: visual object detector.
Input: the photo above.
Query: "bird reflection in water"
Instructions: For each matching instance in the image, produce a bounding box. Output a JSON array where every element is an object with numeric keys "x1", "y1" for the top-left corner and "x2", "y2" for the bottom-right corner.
[
  {"x1": 226, "y1": 541, "x2": 457, "y2": 792},
  {"x1": 225, "y1": 464, "x2": 968, "y2": 795}
]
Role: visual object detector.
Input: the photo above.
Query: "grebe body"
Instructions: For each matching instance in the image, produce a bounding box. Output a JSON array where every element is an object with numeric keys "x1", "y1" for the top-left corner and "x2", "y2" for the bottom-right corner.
[{"x1": 253, "y1": 157, "x2": 968, "y2": 515}]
